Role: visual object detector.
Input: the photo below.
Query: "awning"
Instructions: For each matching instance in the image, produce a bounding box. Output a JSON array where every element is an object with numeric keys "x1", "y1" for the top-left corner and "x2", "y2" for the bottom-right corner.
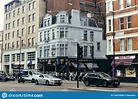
[
  {"x1": 111, "y1": 59, "x2": 133, "y2": 66},
  {"x1": 131, "y1": 58, "x2": 138, "y2": 65},
  {"x1": 73, "y1": 63, "x2": 99, "y2": 69}
]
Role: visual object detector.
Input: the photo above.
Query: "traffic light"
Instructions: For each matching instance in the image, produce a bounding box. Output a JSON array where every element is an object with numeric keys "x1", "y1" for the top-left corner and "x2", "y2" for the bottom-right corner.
[
  {"x1": 11, "y1": 63, "x2": 14, "y2": 69},
  {"x1": 77, "y1": 43, "x2": 83, "y2": 59}
]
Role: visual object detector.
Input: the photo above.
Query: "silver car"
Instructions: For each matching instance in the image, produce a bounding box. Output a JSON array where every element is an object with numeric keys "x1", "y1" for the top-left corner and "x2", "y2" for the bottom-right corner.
[{"x1": 35, "y1": 74, "x2": 62, "y2": 86}]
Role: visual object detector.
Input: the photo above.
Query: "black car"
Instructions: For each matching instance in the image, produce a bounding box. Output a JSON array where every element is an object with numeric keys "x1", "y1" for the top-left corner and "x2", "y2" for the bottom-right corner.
[
  {"x1": 83, "y1": 72, "x2": 120, "y2": 87},
  {"x1": 7, "y1": 75, "x2": 15, "y2": 81},
  {"x1": 0, "y1": 71, "x2": 8, "y2": 82}
]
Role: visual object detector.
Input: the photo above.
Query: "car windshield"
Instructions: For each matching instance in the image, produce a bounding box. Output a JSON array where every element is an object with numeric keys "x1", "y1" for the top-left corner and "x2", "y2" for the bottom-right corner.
[
  {"x1": 44, "y1": 74, "x2": 54, "y2": 78},
  {"x1": 32, "y1": 71, "x2": 42, "y2": 75},
  {"x1": 22, "y1": 71, "x2": 28, "y2": 75},
  {"x1": 99, "y1": 72, "x2": 111, "y2": 78},
  {"x1": 0, "y1": 71, "x2": 5, "y2": 75}
]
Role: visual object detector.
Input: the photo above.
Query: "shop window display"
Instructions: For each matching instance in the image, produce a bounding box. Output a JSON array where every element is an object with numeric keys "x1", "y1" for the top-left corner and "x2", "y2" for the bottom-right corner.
[
  {"x1": 116, "y1": 66, "x2": 136, "y2": 77},
  {"x1": 125, "y1": 67, "x2": 136, "y2": 77}
]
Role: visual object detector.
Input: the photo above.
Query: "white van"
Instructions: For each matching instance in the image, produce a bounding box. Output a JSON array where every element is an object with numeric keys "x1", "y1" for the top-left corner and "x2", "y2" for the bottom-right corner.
[{"x1": 18, "y1": 69, "x2": 42, "y2": 83}]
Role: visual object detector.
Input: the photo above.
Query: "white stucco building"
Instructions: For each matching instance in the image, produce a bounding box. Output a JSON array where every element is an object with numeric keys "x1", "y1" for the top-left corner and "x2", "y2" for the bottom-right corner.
[{"x1": 37, "y1": 9, "x2": 107, "y2": 72}]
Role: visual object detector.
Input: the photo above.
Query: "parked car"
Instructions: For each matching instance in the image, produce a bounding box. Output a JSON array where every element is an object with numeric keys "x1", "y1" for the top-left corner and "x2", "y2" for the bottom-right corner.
[
  {"x1": 7, "y1": 75, "x2": 15, "y2": 81},
  {"x1": 35, "y1": 74, "x2": 62, "y2": 86},
  {"x1": 18, "y1": 69, "x2": 42, "y2": 83},
  {"x1": 0, "y1": 71, "x2": 8, "y2": 82},
  {"x1": 83, "y1": 72, "x2": 120, "y2": 87}
]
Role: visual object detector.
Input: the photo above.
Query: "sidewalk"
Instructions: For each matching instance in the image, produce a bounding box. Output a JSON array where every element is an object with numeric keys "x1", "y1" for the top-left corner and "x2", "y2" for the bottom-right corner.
[
  {"x1": 63, "y1": 80, "x2": 138, "y2": 91},
  {"x1": 63, "y1": 80, "x2": 138, "y2": 86}
]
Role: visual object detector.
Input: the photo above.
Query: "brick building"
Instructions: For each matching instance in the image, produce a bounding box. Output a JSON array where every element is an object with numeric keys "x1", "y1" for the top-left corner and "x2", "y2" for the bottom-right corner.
[
  {"x1": 47, "y1": 0, "x2": 106, "y2": 39},
  {"x1": 106, "y1": 0, "x2": 138, "y2": 82}
]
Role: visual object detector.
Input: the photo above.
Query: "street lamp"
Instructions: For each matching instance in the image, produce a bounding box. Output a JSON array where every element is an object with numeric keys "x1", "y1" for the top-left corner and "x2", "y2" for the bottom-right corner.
[
  {"x1": 110, "y1": 0, "x2": 116, "y2": 77},
  {"x1": 19, "y1": 36, "x2": 21, "y2": 73},
  {"x1": 112, "y1": 11, "x2": 115, "y2": 77},
  {"x1": 90, "y1": 43, "x2": 94, "y2": 71}
]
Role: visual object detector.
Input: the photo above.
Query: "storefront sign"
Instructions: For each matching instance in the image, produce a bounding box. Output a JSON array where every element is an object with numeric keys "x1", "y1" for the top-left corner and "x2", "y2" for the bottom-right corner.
[{"x1": 115, "y1": 56, "x2": 135, "y2": 59}]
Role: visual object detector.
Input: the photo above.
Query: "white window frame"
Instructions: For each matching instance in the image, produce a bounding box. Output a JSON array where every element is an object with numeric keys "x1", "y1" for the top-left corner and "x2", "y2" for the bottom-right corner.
[
  {"x1": 60, "y1": 15, "x2": 65, "y2": 23},
  {"x1": 17, "y1": 8, "x2": 20, "y2": 15},
  {"x1": 33, "y1": 1, "x2": 36, "y2": 9},
  {"x1": 28, "y1": 38, "x2": 31, "y2": 47},
  {"x1": 126, "y1": 0, "x2": 131, "y2": 7},
  {"x1": 32, "y1": 37, "x2": 35, "y2": 46},
  {"x1": 83, "y1": 30, "x2": 87, "y2": 41},
  {"x1": 32, "y1": 13, "x2": 36, "y2": 21},
  {"x1": 17, "y1": 19, "x2": 20, "y2": 26},
  {"x1": 120, "y1": 39, "x2": 124, "y2": 51},
  {"x1": 90, "y1": 31, "x2": 94, "y2": 42},
  {"x1": 108, "y1": 19, "x2": 111, "y2": 32},
  {"x1": 22, "y1": 17, "x2": 25, "y2": 24},
  {"x1": 29, "y1": 3, "x2": 32, "y2": 11},
  {"x1": 108, "y1": 40, "x2": 111, "y2": 52},
  {"x1": 120, "y1": 17, "x2": 124, "y2": 30},
  {"x1": 127, "y1": 38, "x2": 132, "y2": 51},
  {"x1": 119, "y1": 0, "x2": 124, "y2": 10},
  {"x1": 127, "y1": 16, "x2": 132, "y2": 29},
  {"x1": 106, "y1": 1, "x2": 111, "y2": 13},
  {"x1": 22, "y1": 6, "x2": 25, "y2": 13},
  {"x1": 32, "y1": 25, "x2": 35, "y2": 33}
]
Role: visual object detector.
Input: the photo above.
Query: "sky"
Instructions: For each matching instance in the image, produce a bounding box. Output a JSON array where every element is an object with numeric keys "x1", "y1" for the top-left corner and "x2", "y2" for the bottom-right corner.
[{"x1": 0, "y1": 0, "x2": 11, "y2": 31}]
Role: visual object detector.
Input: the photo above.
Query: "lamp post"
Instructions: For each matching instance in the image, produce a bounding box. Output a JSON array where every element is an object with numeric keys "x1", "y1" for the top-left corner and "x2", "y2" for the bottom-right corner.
[
  {"x1": 19, "y1": 36, "x2": 21, "y2": 73},
  {"x1": 112, "y1": 11, "x2": 115, "y2": 77},
  {"x1": 90, "y1": 44, "x2": 94, "y2": 71},
  {"x1": 110, "y1": 0, "x2": 116, "y2": 77}
]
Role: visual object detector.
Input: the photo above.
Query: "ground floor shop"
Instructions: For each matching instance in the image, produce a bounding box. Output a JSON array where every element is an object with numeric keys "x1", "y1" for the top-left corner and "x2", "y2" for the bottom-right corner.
[
  {"x1": 111, "y1": 55, "x2": 138, "y2": 83},
  {"x1": 37, "y1": 57, "x2": 110, "y2": 74},
  {"x1": 2, "y1": 47, "x2": 37, "y2": 74}
]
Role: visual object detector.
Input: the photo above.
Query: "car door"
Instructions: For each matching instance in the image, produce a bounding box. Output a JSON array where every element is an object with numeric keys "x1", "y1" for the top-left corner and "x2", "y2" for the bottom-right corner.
[
  {"x1": 89, "y1": 74, "x2": 99, "y2": 85},
  {"x1": 38, "y1": 75, "x2": 44, "y2": 84},
  {"x1": 87, "y1": 73, "x2": 96, "y2": 85},
  {"x1": 28, "y1": 71, "x2": 33, "y2": 81},
  {"x1": 92, "y1": 74, "x2": 101, "y2": 85}
]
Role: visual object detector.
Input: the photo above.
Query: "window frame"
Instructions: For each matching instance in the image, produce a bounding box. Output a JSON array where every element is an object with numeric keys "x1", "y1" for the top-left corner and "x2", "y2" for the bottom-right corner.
[
  {"x1": 127, "y1": 16, "x2": 132, "y2": 29},
  {"x1": 120, "y1": 17, "x2": 124, "y2": 30},
  {"x1": 120, "y1": 39, "x2": 124, "y2": 51},
  {"x1": 127, "y1": 38, "x2": 132, "y2": 51}
]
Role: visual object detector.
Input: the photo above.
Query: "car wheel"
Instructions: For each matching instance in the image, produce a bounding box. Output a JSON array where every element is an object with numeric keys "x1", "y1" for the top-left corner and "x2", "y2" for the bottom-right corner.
[
  {"x1": 85, "y1": 81, "x2": 90, "y2": 86},
  {"x1": 5, "y1": 79, "x2": 7, "y2": 82},
  {"x1": 31, "y1": 78, "x2": 35, "y2": 83},
  {"x1": 45, "y1": 80, "x2": 49, "y2": 85},
  {"x1": 22, "y1": 80, "x2": 25, "y2": 83},
  {"x1": 57, "y1": 83, "x2": 61, "y2": 86},
  {"x1": 103, "y1": 81, "x2": 108, "y2": 87},
  {"x1": 113, "y1": 84, "x2": 118, "y2": 87},
  {"x1": 35, "y1": 80, "x2": 39, "y2": 85},
  {"x1": 18, "y1": 80, "x2": 20, "y2": 83}
]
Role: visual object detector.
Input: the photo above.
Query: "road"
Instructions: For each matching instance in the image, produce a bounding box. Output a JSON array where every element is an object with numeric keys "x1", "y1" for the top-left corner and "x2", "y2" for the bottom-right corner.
[{"x1": 0, "y1": 80, "x2": 138, "y2": 92}]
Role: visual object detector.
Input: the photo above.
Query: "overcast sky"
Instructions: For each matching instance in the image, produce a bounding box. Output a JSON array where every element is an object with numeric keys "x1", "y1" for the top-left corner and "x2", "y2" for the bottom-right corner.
[{"x1": 0, "y1": 0, "x2": 11, "y2": 31}]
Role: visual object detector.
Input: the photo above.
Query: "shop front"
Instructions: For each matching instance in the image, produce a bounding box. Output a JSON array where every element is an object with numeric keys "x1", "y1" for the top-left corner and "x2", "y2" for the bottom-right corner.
[{"x1": 112, "y1": 55, "x2": 138, "y2": 82}]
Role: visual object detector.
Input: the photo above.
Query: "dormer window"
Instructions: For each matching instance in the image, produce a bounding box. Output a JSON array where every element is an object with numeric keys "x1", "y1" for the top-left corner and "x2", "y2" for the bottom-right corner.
[
  {"x1": 43, "y1": 17, "x2": 51, "y2": 27},
  {"x1": 60, "y1": 15, "x2": 65, "y2": 23}
]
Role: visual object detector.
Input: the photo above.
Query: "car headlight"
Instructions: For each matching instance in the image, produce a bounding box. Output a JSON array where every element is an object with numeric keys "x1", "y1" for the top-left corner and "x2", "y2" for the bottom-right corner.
[
  {"x1": 50, "y1": 79, "x2": 54, "y2": 82},
  {"x1": 106, "y1": 79, "x2": 112, "y2": 81}
]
